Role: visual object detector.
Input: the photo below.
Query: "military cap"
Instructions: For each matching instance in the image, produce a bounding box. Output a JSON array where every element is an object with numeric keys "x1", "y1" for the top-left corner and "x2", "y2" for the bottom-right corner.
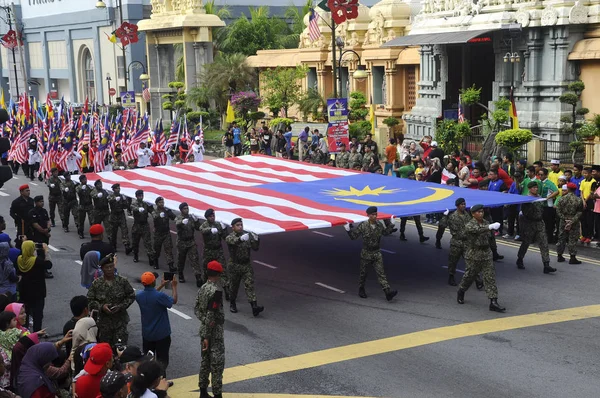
[{"x1": 470, "y1": 204, "x2": 484, "y2": 213}]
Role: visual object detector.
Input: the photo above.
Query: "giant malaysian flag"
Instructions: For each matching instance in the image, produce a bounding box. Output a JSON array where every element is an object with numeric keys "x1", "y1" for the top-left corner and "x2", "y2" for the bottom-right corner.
[{"x1": 86, "y1": 155, "x2": 538, "y2": 235}]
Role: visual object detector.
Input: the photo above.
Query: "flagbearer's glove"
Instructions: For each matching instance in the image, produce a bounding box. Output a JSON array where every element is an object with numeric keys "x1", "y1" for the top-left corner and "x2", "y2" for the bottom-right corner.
[
  {"x1": 443, "y1": 209, "x2": 450, "y2": 216},
  {"x1": 343, "y1": 223, "x2": 351, "y2": 232}
]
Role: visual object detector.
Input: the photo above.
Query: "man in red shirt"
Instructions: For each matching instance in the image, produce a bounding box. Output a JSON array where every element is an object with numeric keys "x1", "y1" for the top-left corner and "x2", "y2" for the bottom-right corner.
[
  {"x1": 490, "y1": 163, "x2": 513, "y2": 188},
  {"x1": 75, "y1": 343, "x2": 114, "y2": 398}
]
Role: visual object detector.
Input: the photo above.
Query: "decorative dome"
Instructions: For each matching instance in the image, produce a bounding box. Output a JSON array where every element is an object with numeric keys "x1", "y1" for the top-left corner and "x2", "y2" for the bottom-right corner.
[{"x1": 369, "y1": 0, "x2": 410, "y2": 22}]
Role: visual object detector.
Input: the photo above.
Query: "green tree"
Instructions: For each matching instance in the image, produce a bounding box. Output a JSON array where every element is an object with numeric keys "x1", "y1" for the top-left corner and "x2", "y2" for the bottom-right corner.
[
  {"x1": 298, "y1": 88, "x2": 327, "y2": 121},
  {"x1": 559, "y1": 81, "x2": 589, "y2": 162},
  {"x1": 285, "y1": 0, "x2": 313, "y2": 36},
  {"x1": 262, "y1": 65, "x2": 308, "y2": 118}
]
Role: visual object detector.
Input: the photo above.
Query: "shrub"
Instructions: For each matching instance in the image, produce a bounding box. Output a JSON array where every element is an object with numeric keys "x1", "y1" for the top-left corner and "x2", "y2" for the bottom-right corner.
[
  {"x1": 495, "y1": 129, "x2": 533, "y2": 152},
  {"x1": 576, "y1": 122, "x2": 599, "y2": 139},
  {"x1": 349, "y1": 120, "x2": 372, "y2": 140},
  {"x1": 435, "y1": 119, "x2": 471, "y2": 154},
  {"x1": 269, "y1": 118, "x2": 294, "y2": 128}
]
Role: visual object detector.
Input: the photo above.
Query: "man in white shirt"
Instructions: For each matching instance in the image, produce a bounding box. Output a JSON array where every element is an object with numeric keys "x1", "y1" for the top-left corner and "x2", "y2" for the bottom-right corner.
[
  {"x1": 65, "y1": 147, "x2": 82, "y2": 174},
  {"x1": 136, "y1": 141, "x2": 154, "y2": 168},
  {"x1": 28, "y1": 139, "x2": 42, "y2": 181},
  {"x1": 191, "y1": 136, "x2": 205, "y2": 162}
]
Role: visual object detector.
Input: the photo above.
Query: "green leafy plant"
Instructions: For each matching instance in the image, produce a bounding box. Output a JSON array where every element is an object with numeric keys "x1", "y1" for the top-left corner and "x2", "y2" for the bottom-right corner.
[
  {"x1": 349, "y1": 120, "x2": 372, "y2": 140},
  {"x1": 576, "y1": 122, "x2": 599, "y2": 140},
  {"x1": 231, "y1": 91, "x2": 262, "y2": 131},
  {"x1": 187, "y1": 111, "x2": 210, "y2": 124},
  {"x1": 435, "y1": 119, "x2": 471, "y2": 155},
  {"x1": 382, "y1": 117, "x2": 399, "y2": 135},
  {"x1": 262, "y1": 65, "x2": 308, "y2": 118},
  {"x1": 298, "y1": 88, "x2": 327, "y2": 121},
  {"x1": 269, "y1": 118, "x2": 294, "y2": 129},
  {"x1": 494, "y1": 129, "x2": 533, "y2": 153},
  {"x1": 559, "y1": 80, "x2": 588, "y2": 162},
  {"x1": 348, "y1": 91, "x2": 369, "y2": 121}
]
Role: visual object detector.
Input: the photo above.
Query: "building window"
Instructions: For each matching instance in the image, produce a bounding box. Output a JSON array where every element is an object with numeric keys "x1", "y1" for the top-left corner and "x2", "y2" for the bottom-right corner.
[
  {"x1": 406, "y1": 65, "x2": 416, "y2": 111},
  {"x1": 117, "y1": 56, "x2": 125, "y2": 79},
  {"x1": 371, "y1": 66, "x2": 385, "y2": 104},
  {"x1": 82, "y1": 48, "x2": 95, "y2": 101}
]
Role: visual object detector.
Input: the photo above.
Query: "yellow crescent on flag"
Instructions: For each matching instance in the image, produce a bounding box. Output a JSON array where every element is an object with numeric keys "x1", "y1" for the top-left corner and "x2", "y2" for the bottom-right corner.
[{"x1": 324, "y1": 186, "x2": 454, "y2": 206}]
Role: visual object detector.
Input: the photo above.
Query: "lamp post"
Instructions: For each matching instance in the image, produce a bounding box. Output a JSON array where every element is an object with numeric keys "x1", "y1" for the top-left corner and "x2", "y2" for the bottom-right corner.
[
  {"x1": 106, "y1": 73, "x2": 112, "y2": 105},
  {"x1": 127, "y1": 60, "x2": 149, "y2": 113},
  {"x1": 335, "y1": 37, "x2": 368, "y2": 98},
  {"x1": 0, "y1": 6, "x2": 19, "y2": 97},
  {"x1": 96, "y1": 0, "x2": 128, "y2": 91}
]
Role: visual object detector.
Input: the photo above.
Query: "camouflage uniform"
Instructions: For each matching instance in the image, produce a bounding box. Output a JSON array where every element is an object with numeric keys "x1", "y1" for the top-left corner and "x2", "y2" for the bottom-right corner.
[
  {"x1": 47, "y1": 175, "x2": 64, "y2": 225},
  {"x1": 112, "y1": 160, "x2": 127, "y2": 171},
  {"x1": 195, "y1": 280, "x2": 225, "y2": 395},
  {"x1": 362, "y1": 152, "x2": 375, "y2": 170},
  {"x1": 348, "y1": 221, "x2": 394, "y2": 290},
  {"x1": 310, "y1": 150, "x2": 325, "y2": 165},
  {"x1": 61, "y1": 180, "x2": 79, "y2": 230},
  {"x1": 226, "y1": 232, "x2": 259, "y2": 303},
  {"x1": 518, "y1": 199, "x2": 550, "y2": 263},
  {"x1": 108, "y1": 192, "x2": 131, "y2": 249},
  {"x1": 458, "y1": 218, "x2": 499, "y2": 299},
  {"x1": 77, "y1": 183, "x2": 94, "y2": 236},
  {"x1": 153, "y1": 208, "x2": 176, "y2": 271},
  {"x1": 200, "y1": 221, "x2": 228, "y2": 285},
  {"x1": 445, "y1": 210, "x2": 471, "y2": 275},
  {"x1": 87, "y1": 275, "x2": 136, "y2": 347},
  {"x1": 131, "y1": 198, "x2": 155, "y2": 260},
  {"x1": 175, "y1": 215, "x2": 202, "y2": 277},
  {"x1": 91, "y1": 187, "x2": 112, "y2": 238},
  {"x1": 336, "y1": 151, "x2": 350, "y2": 169},
  {"x1": 348, "y1": 152, "x2": 363, "y2": 169},
  {"x1": 556, "y1": 191, "x2": 583, "y2": 257}
]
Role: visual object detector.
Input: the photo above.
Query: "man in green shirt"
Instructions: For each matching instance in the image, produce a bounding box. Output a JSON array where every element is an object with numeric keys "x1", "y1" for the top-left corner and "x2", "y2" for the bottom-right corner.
[
  {"x1": 396, "y1": 156, "x2": 415, "y2": 179},
  {"x1": 522, "y1": 165, "x2": 542, "y2": 196},
  {"x1": 539, "y1": 167, "x2": 559, "y2": 243}
]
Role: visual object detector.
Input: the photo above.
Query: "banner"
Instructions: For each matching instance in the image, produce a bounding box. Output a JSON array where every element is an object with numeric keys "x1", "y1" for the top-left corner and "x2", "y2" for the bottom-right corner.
[
  {"x1": 120, "y1": 91, "x2": 136, "y2": 108},
  {"x1": 326, "y1": 98, "x2": 350, "y2": 154}
]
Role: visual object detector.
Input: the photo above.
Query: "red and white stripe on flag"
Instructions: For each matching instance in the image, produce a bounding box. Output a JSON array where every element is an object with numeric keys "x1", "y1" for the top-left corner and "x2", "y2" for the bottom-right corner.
[
  {"x1": 441, "y1": 168, "x2": 456, "y2": 185},
  {"x1": 142, "y1": 87, "x2": 151, "y2": 103},
  {"x1": 308, "y1": 9, "x2": 321, "y2": 42}
]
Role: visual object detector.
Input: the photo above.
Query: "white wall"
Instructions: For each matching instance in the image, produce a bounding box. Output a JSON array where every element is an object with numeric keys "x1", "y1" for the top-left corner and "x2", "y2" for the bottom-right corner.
[{"x1": 57, "y1": 78, "x2": 70, "y2": 102}]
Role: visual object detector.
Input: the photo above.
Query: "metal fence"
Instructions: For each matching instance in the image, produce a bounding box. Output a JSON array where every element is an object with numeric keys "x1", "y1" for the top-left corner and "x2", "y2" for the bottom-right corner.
[
  {"x1": 462, "y1": 127, "x2": 528, "y2": 161},
  {"x1": 539, "y1": 140, "x2": 595, "y2": 165}
]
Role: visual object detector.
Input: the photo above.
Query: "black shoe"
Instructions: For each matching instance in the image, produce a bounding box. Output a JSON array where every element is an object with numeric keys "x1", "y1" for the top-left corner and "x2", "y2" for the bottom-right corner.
[
  {"x1": 516, "y1": 258, "x2": 525, "y2": 269},
  {"x1": 384, "y1": 288, "x2": 397, "y2": 301},
  {"x1": 133, "y1": 253, "x2": 139, "y2": 263},
  {"x1": 543, "y1": 264, "x2": 557, "y2": 274},
  {"x1": 448, "y1": 275, "x2": 457, "y2": 286},
  {"x1": 45, "y1": 271, "x2": 54, "y2": 279},
  {"x1": 569, "y1": 255, "x2": 582, "y2": 265},
  {"x1": 78, "y1": 232, "x2": 84, "y2": 239},
  {"x1": 152, "y1": 258, "x2": 159, "y2": 270},
  {"x1": 168, "y1": 264, "x2": 177, "y2": 273},
  {"x1": 557, "y1": 254, "x2": 566, "y2": 263},
  {"x1": 178, "y1": 273, "x2": 185, "y2": 283},
  {"x1": 399, "y1": 233, "x2": 407, "y2": 241},
  {"x1": 51, "y1": 220, "x2": 56, "y2": 228},
  {"x1": 457, "y1": 289, "x2": 465, "y2": 304},
  {"x1": 125, "y1": 247, "x2": 133, "y2": 255},
  {"x1": 435, "y1": 240, "x2": 442, "y2": 249},
  {"x1": 419, "y1": 235, "x2": 430, "y2": 243},
  {"x1": 199, "y1": 388, "x2": 211, "y2": 398},
  {"x1": 196, "y1": 274, "x2": 203, "y2": 288},
  {"x1": 358, "y1": 286, "x2": 367, "y2": 298},
  {"x1": 251, "y1": 301, "x2": 264, "y2": 317},
  {"x1": 489, "y1": 298, "x2": 506, "y2": 313},
  {"x1": 475, "y1": 276, "x2": 484, "y2": 290},
  {"x1": 63, "y1": 226, "x2": 69, "y2": 233},
  {"x1": 230, "y1": 301, "x2": 238, "y2": 313},
  {"x1": 493, "y1": 252, "x2": 504, "y2": 261}
]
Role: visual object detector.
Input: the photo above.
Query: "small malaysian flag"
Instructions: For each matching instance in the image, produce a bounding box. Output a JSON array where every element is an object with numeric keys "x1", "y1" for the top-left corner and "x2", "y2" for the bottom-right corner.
[
  {"x1": 308, "y1": 8, "x2": 321, "y2": 42},
  {"x1": 458, "y1": 94, "x2": 465, "y2": 123},
  {"x1": 142, "y1": 84, "x2": 151, "y2": 103}
]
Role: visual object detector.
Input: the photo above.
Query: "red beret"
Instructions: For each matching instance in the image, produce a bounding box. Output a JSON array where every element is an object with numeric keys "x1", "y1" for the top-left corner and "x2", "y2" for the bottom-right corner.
[
  {"x1": 89, "y1": 224, "x2": 104, "y2": 235},
  {"x1": 19, "y1": 184, "x2": 29, "y2": 191},
  {"x1": 566, "y1": 182, "x2": 578, "y2": 190},
  {"x1": 207, "y1": 260, "x2": 223, "y2": 273}
]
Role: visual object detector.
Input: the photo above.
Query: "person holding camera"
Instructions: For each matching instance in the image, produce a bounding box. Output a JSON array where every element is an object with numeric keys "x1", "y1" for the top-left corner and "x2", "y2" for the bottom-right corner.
[
  {"x1": 136, "y1": 141, "x2": 154, "y2": 168},
  {"x1": 135, "y1": 271, "x2": 178, "y2": 377},
  {"x1": 17, "y1": 241, "x2": 53, "y2": 332}
]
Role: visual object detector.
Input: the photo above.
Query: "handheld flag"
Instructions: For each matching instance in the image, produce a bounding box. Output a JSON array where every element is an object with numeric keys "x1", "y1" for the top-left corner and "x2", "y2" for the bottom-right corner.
[{"x1": 226, "y1": 100, "x2": 235, "y2": 124}]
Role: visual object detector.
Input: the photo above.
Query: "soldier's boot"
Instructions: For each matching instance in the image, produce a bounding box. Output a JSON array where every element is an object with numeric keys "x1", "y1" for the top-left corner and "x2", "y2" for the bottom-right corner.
[
  {"x1": 178, "y1": 272, "x2": 185, "y2": 283},
  {"x1": 125, "y1": 246, "x2": 133, "y2": 255},
  {"x1": 199, "y1": 388, "x2": 212, "y2": 398},
  {"x1": 223, "y1": 286, "x2": 230, "y2": 302},
  {"x1": 569, "y1": 255, "x2": 582, "y2": 265},
  {"x1": 448, "y1": 275, "x2": 457, "y2": 286},
  {"x1": 78, "y1": 231, "x2": 85, "y2": 239},
  {"x1": 489, "y1": 298, "x2": 506, "y2": 313},
  {"x1": 399, "y1": 233, "x2": 407, "y2": 241},
  {"x1": 457, "y1": 289, "x2": 465, "y2": 304},
  {"x1": 230, "y1": 301, "x2": 238, "y2": 313},
  {"x1": 543, "y1": 261, "x2": 557, "y2": 274},
  {"x1": 195, "y1": 274, "x2": 203, "y2": 288},
  {"x1": 435, "y1": 239, "x2": 442, "y2": 249},
  {"x1": 51, "y1": 219, "x2": 56, "y2": 228},
  {"x1": 358, "y1": 286, "x2": 367, "y2": 298},
  {"x1": 492, "y1": 250, "x2": 504, "y2": 261},
  {"x1": 152, "y1": 257, "x2": 159, "y2": 270},
  {"x1": 384, "y1": 288, "x2": 397, "y2": 301},
  {"x1": 63, "y1": 225, "x2": 69, "y2": 233},
  {"x1": 475, "y1": 275, "x2": 484, "y2": 290},
  {"x1": 516, "y1": 258, "x2": 525, "y2": 269},
  {"x1": 251, "y1": 301, "x2": 264, "y2": 317},
  {"x1": 168, "y1": 263, "x2": 177, "y2": 273},
  {"x1": 133, "y1": 252, "x2": 139, "y2": 263},
  {"x1": 419, "y1": 235, "x2": 430, "y2": 243},
  {"x1": 213, "y1": 394, "x2": 222, "y2": 398},
  {"x1": 557, "y1": 254, "x2": 566, "y2": 263}
]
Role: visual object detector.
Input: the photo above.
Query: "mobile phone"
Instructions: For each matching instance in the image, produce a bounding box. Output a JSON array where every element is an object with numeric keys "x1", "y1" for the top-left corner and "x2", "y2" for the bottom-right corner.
[
  {"x1": 163, "y1": 272, "x2": 174, "y2": 281},
  {"x1": 35, "y1": 242, "x2": 43, "y2": 249}
]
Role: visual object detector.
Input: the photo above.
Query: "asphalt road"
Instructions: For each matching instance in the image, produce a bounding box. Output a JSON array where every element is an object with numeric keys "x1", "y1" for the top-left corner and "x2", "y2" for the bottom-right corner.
[{"x1": 2, "y1": 172, "x2": 600, "y2": 398}]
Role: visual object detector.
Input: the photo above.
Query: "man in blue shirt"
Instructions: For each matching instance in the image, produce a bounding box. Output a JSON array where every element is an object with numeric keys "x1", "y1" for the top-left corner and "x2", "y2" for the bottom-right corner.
[
  {"x1": 135, "y1": 271, "x2": 178, "y2": 376},
  {"x1": 570, "y1": 164, "x2": 585, "y2": 197},
  {"x1": 487, "y1": 168, "x2": 508, "y2": 235},
  {"x1": 232, "y1": 122, "x2": 242, "y2": 157}
]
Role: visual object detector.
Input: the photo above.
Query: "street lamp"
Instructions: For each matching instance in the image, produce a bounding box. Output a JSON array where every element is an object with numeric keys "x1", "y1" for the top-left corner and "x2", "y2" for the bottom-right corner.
[
  {"x1": 503, "y1": 52, "x2": 520, "y2": 63},
  {"x1": 336, "y1": 38, "x2": 367, "y2": 98},
  {"x1": 106, "y1": 73, "x2": 112, "y2": 105},
  {"x1": 96, "y1": 0, "x2": 129, "y2": 91},
  {"x1": 128, "y1": 61, "x2": 150, "y2": 114}
]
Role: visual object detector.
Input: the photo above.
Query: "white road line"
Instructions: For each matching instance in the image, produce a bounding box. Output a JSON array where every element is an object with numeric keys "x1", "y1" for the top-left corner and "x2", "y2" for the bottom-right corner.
[
  {"x1": 47, "y1": 245, "x2": 60, "y2": 252},
  {"x1": 0, "y1": 192, "x2": 9, "y2": 197},
  {"x1": 253, "y1": 260, "x2": 277, "y2": 269},
  {"x1": 442, "y1": 266, "x2": 465, "y2": 274},
  {"x1": 380, "y1": 249, "x2": 396, "y2": 254},
  {"x1": 128, "y1": 216, "x2": 134, "y2": 219},
  {"x1": 170, "y1": 230, "x2": 177, "y2": 235},
  {"x1": 12, "y1": 177, "x2": 17, "y2": 180},
  {"x1": 315, "y1": 282, "x2": 345, "y2": 294},
  {"x1": 168, "y1": 308, "x2": 192, "y2": 320},
  {"x1": 312, "y1": 231, "x2": 334, "y2": 238},
  {"x1": 30, "y1": 182, "x2": 38, "y2": 186},
  {"x1": 75, "y1": 260, "x2": 82, "y2": 265}
]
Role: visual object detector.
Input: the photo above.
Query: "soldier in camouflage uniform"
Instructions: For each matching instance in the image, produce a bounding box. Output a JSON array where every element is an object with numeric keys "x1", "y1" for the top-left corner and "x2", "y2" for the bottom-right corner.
[
  {"x1": 47, "y1": 167, "x2": 63, "y2": 227},
  {"x1": 195, "y1": 260, "x2": 225, "y2": 398},
  {"x1": 335, "y1": 143, "x2": 350, "y2": 168},
  {"x1": 440, "y1": 198, "x2": 471, "y2": 286},
  {"x1": 77, "y1": 174, "x2": 94, "y2": 239},
  {"x1": 153, "y1": 197, "x2": 176, "y2": 272},
  {"x1": 361, "y1": 145, "x2": 375, "y2": 171},
  {"x1": 346, "y1": 206, "x2": 398, "y2": 301},
  {"x1": 348, "y1": 144, "x2": 363, "y2": 170},
  {"x1": 517, "y1": 182, "x2": 556, "y2": 274},
  {"x1": 310, "y1": 145, "x2": 325, "y2": 164},
  {"x1": 61, "y1": 172, "x2": 79, "y2": 233},
  {"x1": 130, "y1": 189, "x2": 156, "y2": 267},
  {"x1": 457, "y1": 204, "x2": 506, "y2": 312},
  {"x1": 226, "y1": 218, "x2": 264, "y2": 316},
  {"x1": 556, "y1": 182, "x2": 583, "y2": 264},
  {"x1": 87, "y1": 254, "x2": 136, "y2": 346},
  {"x1": 91, "y1": 180, "x2": 112, "y2": 241},
  {"x1": 200, "y1": 208, "x2": 228, "y2": 292},
  {"x1": 175, "y1": 202, "x2": 202, "y2": 285},
  {"x1": 108, "y1": 183, "x2": 132, "y2": 253},
  {"x1": 112, "y1": 152, "x2": 127, "y2": 171}
]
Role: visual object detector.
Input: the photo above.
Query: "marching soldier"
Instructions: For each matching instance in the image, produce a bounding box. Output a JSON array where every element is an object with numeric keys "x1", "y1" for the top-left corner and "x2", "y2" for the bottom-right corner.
[
  {"x1": 91, "y1": 180, "x2": 112, "y2": 240},
  {"x1": 130, "y1": 189, "x2": 156, "y2": 267},
  {"x1": 175, "y1": 202, "x2": 202, "y2": 285},
  {"x1": 348, "y1": 144, "x2": 363, "y2": 170},
  {"x1": 335, "y1": 143, "x2": 350, "y2": 169},
  {"x1": 226, "y1": 218, "x2": 263, "y2": 316},
  {"x1": 456, "y1": 204, "x2": 505, "y2": 312},
  {"x1": 195, "y1": 260, "x2": 225, "y2": 398},
  {"x1": 46, "y1": 167, "x2": 63, "y2": 227},
  {"x1": 108, "y1": 183, "x2": 132, "y2": 254},
  {"x1": 77, "y1": 175, "x2": 94, "y2": 239},
  {"x1": 345, "y1": 206, "x2": 398, "y2": 301},
  {"x1": 153, "y1": 197, "x2": 176, "y2": 272},
  {"x1": 62, "y1": 172, "x2": 79, "y2": 233},
  {"x1": 556, "y1": 182, "x2": 583, "y2": 264},
  {"x1": 200, "y1": 209, "x2": 228, "y2": 293},
  {"x1": 442, "y1": 198, "x2": 471, "y2": 286},
  {"x1": 517, "y1": 182, "x2": 556, "y2": 274}
]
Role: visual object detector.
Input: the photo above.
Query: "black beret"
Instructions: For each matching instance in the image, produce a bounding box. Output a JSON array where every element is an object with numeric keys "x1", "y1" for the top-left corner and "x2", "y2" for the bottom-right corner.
[
  {"x1": 155, "y1": 196, "x2": 164, "y2": 204},
  {"x1": 470, "y1": 204, "x2": 484, "y2": 213},
  {"x1": 63, "y1": 171, "x2": 71, "y2": 177},
  {"x1": 366, "y1": 206, "x2": 378, "y2": 215},
  {"x1": 111, "y1": 183, "x2": 120, "y2": 190},
  {"x1": 99, "y1": 254, "x2": 116, "y2": 267},
  {"x1": 79, "y1": 175, "x2": 87, "y2": 181},
  {"x1": 527, "y1": 181, "x2": 539, "y2": 189},
  {"x1": 135, "y1": 189, "x2": 143, "y2": 196},
  {"x1": 94, "y1": 179, "x2": 102, "y2": 186},
  {"x1": 179, "y1": 202, "x2": 188, "y2": 211},
  {"x1": 33, "y1": 195, "x2": 44, "y2": 203},
  {"x1": 231, "y1": 217, "x2": 243, "y2": 226},
  {"x1": 205, "y1": 208, "x2": 215, "y2": 218},
  {"x1": 50, "y1": 167, "x2": 57, "y2": 172},
  {"x1": 455, "y1": 197, "x2": 465, "y2": 206}
]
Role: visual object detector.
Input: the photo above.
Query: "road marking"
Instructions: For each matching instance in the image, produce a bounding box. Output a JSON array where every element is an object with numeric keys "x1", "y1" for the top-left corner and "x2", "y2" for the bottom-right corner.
[
  {"x1": 315, "y1": 282, "x2": 345, "y2": 293},
  {"x1": 12, "y1": 177, "x2": 17, "y2": 179},
  {"x1": 254, "y1": 260, "x2": 277, "y2": 269},
  {"x1": 30, "y1": 182, "x2": 38, "y2": 186},
  {"x1": 380, "y1": 249, "x2": 396, "y2": 254},
  {"x1": 312, "y1": 231, "x2": 334, "y2": 238},
  {"x1": 169, "y1": 304, "x2": 600, "y2": 395},
  {"x1": 128, "y1": 216, "x2": 134, "y2": 219},
  {"x1": 168, "y1": 308, "x2": 192, "y2": 320},
  {"x1": 442, "y1": 266, "x2": 465, "y2": 274},
  {"x1": 47, "y1": 245, "x2": 60, "y2": 252},
  {"x1": 0, "y1": 192, "x2": 9, "y2": 197},
  {"x1": 75, "y1": 260, "x2": 82, "y2": 265},
  {"x1": 170, "y1": 231, "x2": 177, "y2": 235},
  {"x1": 220, "y1": 395, "x2": 379, "y2": 398}
]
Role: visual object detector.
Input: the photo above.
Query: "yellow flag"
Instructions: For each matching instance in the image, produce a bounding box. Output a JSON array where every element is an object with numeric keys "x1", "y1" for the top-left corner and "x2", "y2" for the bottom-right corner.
[
  {"x1": 0, "y1": 89, "x2": 5, "y2": 109},
  {"x1": 226, "y1": 100, "x2": 235, "y2": 123},
  {"x1": 369, "y1": 103, "x2": 375, "y2": 134}
]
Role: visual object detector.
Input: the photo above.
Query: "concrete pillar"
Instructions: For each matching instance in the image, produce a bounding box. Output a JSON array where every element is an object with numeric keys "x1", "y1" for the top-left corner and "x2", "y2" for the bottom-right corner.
[{"x1": 527, "y1": 139, "x2": 542, "y2": 164}]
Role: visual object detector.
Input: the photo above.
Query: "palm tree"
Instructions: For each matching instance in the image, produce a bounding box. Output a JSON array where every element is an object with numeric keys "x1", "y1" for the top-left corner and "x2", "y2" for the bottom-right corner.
[
  {"x1": 248, "y1": 6, "x2": 270, "y2": 19},
  {"x1": 204, "y1": 0, "x2": 232, "y2": 19},
  {"x1": 299, "y1": 88, "x2": 327, "y2": 121},
  {"x1": 285, "y1": 0, "x2": 313, "y2": 36}
]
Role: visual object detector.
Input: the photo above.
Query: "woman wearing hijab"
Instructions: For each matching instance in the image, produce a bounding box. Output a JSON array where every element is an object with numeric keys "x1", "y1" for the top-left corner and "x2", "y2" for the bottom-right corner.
[
  {"x1": 81, "y1": 251, "x2": 101, "y2": 289},
  {"x1": 17, "y1": 241, "x2": 52, "y2": 332},
  {"x1": 71, "y1": 317, "x2": 98, "y2": 375},
  {"x1": 0, "y1": 244, "x2": 17, "y2": 303},
  {"x1": 17, "y1": 342, "x2": 60, "y2": 398},
  {"x1": 5, "y1": 303, "x2": 27, "y2": 333}
]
